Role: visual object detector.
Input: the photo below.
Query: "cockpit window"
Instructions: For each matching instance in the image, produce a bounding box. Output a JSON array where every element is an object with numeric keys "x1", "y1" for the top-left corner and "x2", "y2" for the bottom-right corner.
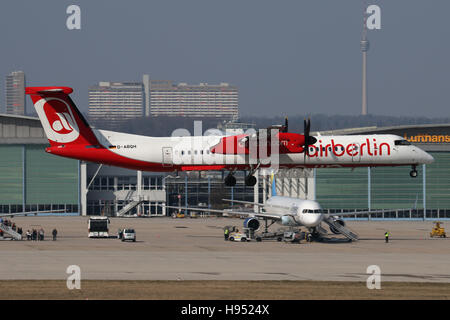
[
  {"x1": 394, "y1": 140, "x2": 411, "y2": 146},
  {"x1": 303, "y1": 209, "x2": 324, "y2": 214}
]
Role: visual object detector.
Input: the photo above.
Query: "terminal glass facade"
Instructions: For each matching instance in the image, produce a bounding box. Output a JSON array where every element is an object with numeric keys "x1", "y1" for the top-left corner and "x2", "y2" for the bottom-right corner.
[
  {"x1": 0, "y1": 145, "x2": 79, "y2": 213},
  {"x1": 315, "y1": 152, "x2": 450, "y2": 214},
  {"x1": 316, "y1": 167, "x2": 368, "y2": 209},
  {"x1": 0, "y1": 146, "x2": 23, "y2": 206},
  {"x1": 426, "y1": 152, "x2": 450, "y2": 209}
]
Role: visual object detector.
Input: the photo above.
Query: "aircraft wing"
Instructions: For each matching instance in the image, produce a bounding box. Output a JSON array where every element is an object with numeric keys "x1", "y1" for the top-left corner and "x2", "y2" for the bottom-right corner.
[
  {"x1": 0, "y1": 210, "x2": 65, "y2": 218},
  {"x1": 160, "y1": 205, "x2": 283, "y2": 220},
  {"x1": 222, "y1": 199, "x2": 287, "y2": 210},
  {"x1": 210, "y1": 131, "x2": 306, "y2": 155},
  {"x1": 328, "y1": 209, "x2": 413, "y2": 217}
]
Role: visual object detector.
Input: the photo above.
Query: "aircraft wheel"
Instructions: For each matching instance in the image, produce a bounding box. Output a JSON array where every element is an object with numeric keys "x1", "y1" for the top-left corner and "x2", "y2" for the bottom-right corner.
[
  {"x1": 245, "y1": 175, "x2": 257, "y2": 186},
  {"x1": 410, "y1": 170, "x2": 418, "y2": 178},
  {"x1": 224, "y1": 175, "x2": 236, "y2": 187}
]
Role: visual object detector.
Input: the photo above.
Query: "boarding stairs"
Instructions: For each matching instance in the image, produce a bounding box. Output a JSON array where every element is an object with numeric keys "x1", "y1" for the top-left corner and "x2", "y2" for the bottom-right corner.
[
  {"x1": 323, "y1": 217, "x2": 359, "y2": 241},
  {"x1": 315, "y1": 224, "x2": 329, "y2": 236},
  {"x1": 116, "y1": 196, "x2": 145, "y2": 217},
  {"x1": 0, "y1": 224, "x2": 22, "y2": 240}
]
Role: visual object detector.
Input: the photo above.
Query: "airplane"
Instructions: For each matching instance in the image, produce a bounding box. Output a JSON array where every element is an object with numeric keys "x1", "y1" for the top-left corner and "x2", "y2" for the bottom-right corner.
[
  {"x1": 161, "y1": 177, "x2": 401, "y2": 241},
  {"x1": 26, "y1": 86, "x2": 434, "y2": 187}
]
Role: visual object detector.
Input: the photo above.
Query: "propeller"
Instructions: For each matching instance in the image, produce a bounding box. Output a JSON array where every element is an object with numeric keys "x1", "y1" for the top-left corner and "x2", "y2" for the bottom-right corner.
[{"x1": 303, "y1": 118, "x2": 317, "y2": 160}]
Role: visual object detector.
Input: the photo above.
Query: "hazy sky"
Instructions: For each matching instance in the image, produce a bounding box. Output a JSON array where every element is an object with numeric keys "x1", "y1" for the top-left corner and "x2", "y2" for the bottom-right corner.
[{"x1": 1, "y1": 0, "x2": 449, "y2": 117}]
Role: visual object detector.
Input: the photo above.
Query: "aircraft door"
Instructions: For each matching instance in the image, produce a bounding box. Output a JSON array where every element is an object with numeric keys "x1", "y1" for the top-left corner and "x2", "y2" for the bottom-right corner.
[{"x1": 162, "y1": 147, "x2": 173, "y2": 167}]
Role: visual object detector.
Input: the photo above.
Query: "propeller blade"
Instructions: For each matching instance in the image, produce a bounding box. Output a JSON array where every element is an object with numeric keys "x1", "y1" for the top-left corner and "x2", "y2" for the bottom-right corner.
[
  {"x1": 303, "y1": 117, "x2": 316, "y2": 161},
  {"x1": 304, "y1": 118, "x2": 308, "y2": 161},
  {"x1": 283, "y1": 117, "x2": 288, "y2": 133}
]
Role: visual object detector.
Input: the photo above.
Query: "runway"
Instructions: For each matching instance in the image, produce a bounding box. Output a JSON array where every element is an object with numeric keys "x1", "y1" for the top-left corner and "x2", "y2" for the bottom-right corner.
[{"x1": 1, "y1": 217, "x2": 449, "y2": 282}]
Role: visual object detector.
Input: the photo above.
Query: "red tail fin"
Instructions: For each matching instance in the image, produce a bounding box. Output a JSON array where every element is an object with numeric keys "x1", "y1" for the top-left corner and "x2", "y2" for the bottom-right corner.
[{"x1": 26, "y1": 87, "x2": 100, "y2": 147}]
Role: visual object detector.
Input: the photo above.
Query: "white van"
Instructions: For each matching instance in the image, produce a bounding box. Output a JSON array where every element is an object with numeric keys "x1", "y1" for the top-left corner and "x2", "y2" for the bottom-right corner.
[{"x1": 121, "y1": 229, "x2": 136, "y2": 242}]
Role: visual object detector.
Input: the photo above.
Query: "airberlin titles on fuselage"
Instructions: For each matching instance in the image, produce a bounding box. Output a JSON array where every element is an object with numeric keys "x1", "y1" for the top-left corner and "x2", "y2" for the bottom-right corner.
[{"x1": 307, "y1": 138, "x2": 390, "y2": 158}]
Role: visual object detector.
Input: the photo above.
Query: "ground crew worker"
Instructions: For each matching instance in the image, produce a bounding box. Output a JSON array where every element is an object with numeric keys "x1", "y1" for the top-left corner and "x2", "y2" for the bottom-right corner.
[
  {"x1": 385, "y1": 231, "x2": 390, "y2": 243},
  {"x1": 224, "y1": 228, "x2": 229, "y2": 241},
  {"x1": 52, "y1": 228, "x2": 58, "y2": 241}
]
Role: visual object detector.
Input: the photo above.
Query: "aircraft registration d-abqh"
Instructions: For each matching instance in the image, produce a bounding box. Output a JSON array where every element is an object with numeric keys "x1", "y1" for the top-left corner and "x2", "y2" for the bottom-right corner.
[{"x1": 26, "y1": 86, "x2": 434, "y2": 187}]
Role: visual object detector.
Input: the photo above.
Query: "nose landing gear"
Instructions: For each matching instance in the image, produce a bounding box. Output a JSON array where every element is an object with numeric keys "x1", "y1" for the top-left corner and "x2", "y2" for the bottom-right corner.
[{"x1": 410, "y1": 165, "x2": 418, "y2": 178}]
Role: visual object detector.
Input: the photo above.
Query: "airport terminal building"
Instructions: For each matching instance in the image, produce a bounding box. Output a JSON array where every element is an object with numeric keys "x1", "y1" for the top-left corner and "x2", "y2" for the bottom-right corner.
[
  {"x1": 313, "y1": 125, "x2": 450, "y2": 218},
  {"x1": 0, "y1": 114, "x2": 79, "y2": 215},
  {"x1": 1, "y1": 113, "x2": 450, "y2": 219}
]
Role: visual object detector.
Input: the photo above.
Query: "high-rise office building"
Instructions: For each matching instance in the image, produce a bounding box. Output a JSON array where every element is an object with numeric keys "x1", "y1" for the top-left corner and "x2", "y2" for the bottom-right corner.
[
  {"x1": 89, "y1": 82, "x2": 144, "y2": 121},
  {"x1": 149, "y1": 81, "x2": 238, "y2": 120},
  {"x1": 5, "y1": 71, "x2": 26, "y2": 115}
]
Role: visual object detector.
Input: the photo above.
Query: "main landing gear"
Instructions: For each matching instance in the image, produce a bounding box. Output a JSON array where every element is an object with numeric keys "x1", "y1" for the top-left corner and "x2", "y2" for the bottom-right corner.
[
  {"x1": 245, "y1": 174, "x2": 257, "y2": 187},
  {"x1": 244, "y1": 165, "x2": 259, "y2": 187},
  {"x1": 224, "y1": 173, "x2": 257, "y2": 187},
  {"x1": 224, "y1": 170, "x2": 258, "y2": 187},
  {"x1": 224, "y1": 173, "x2": 237, "y2": 187},
  {"x1": 410, "y1": 165, "x2": 418, "y2": 178}
]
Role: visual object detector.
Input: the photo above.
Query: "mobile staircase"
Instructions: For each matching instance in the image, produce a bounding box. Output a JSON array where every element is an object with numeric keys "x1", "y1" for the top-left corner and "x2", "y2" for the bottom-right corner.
[
  {"x1": 323, "y1": 217, "x2": 359, "y2": 241},
  {"x1": 0, "y1": 224, "x2": 22, "y2": 240}
]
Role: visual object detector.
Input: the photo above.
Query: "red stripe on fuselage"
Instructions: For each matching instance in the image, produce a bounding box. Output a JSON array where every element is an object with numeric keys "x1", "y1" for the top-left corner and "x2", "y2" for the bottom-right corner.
[{"x1": 47, "y1": 145, "x2": 414, "y2": 172}]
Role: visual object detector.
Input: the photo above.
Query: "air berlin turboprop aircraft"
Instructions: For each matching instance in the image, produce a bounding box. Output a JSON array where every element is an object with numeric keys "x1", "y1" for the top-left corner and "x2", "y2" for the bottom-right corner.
[{"x1": 26, "y1": 86, "x2": 434, "y2": 186}]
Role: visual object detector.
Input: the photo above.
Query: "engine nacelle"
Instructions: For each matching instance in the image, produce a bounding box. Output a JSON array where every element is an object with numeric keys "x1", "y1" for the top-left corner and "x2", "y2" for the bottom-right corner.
[
  {"x1": 329, "y1": 218, "x2": 346, "y2": 234},
  {"x1": 281, "y1": 215, "x2": 297, "y2": 226},
  {"x1": 243, "y1": 217, "x2": 260, "y2": 230}
]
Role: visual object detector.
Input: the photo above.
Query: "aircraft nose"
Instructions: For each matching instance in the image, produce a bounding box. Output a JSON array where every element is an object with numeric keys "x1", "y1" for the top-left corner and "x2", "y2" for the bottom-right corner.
[
  {"x1": 302, "y1": 213, "x2": 323, "y2": 227},
  {"x1": 423, "y1": 151, "x2": 434, "y2": 164}
]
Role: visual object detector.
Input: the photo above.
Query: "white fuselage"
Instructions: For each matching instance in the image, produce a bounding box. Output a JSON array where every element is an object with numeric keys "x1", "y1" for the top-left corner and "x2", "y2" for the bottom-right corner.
[
  {"x1": 93, "y1": 130, "x2": 434, "y2": 169},
  {"x1": 263, "y1": 196, "x2": 324, "y2": 228}
]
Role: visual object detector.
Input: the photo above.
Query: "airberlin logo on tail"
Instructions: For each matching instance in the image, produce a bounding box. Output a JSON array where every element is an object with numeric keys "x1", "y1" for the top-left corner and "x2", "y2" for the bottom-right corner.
[
  {"x1": 34, "y1": 98, "x2": 80, "y2": 143},
  {"x1": 52, "y1": 112, "x2": 74, "y2": 133}
]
